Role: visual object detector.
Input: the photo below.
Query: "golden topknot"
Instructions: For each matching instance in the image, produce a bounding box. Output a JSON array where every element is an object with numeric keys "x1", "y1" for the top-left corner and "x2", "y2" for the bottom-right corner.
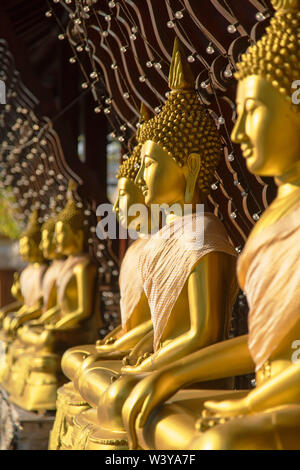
[
  {"x1": 56, "y1": 180, "x2": 89, "y2": 246},
  {"x1": 21, "y1": 209, "x2": 42, "y2": 246},
  {"x1": 137, "y1": 38, "x2": 221, "y2": 194},
  {"x1": 42, "y1": 197, "x2": 59, "y2": 234},
  {"x1": 235, "y1": 0, "x2": 300, "y2": 110}
]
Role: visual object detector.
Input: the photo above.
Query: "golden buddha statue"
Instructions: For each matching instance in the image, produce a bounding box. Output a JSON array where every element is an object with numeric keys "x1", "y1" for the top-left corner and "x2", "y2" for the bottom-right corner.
[
  {"x1": 0, "y1": 210, "x2": 47, "y2": 379},
  {"x1": 1, "y1": 200, "x2": 65, "y2": 392},
  {"x1": 49, "y1": 144, "x2": 154, "y2": 450},
  {"x1": 63, "y1": 38, "x2": 238, "y2": 450},
  {"x1": 5, "y1": 183, "x2": 101, "y2": 411},
  {"x1": 123, "y1": 0, "x2": 300, "y2": 450}
]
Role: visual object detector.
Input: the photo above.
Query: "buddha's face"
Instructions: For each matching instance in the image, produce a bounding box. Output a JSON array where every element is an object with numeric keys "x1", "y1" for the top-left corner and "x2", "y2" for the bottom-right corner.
[
  {"x1": 136, "y1": 140, "x2": 186, "y2": 205},
  {"x1": 40, "y1": 229, "x2": 56, "y2": 260},
  {"x1": 19, "y1": 236, "x2": 40, "y2": 263},
  {"x1": 232, "y1": 75, "x2": 300, "y2": 176},
  {"x1": 113, "y1": 177, "x2": 146, "y2": 229},
  {"x1": 55, "y1": 220, "x2": 83, "y2": 255}
]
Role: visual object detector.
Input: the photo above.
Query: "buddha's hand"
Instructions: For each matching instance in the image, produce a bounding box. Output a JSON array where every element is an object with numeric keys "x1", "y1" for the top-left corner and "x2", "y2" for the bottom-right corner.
[
  {"x1": 203, "y1": 396, "x2": 250, "y2": 418},
  {"x1": 122, "y1": 351, "x2": 152, "y2": 368},
  {"x1": 122, "y1": 369, "x2": 177, "y2": 450}
]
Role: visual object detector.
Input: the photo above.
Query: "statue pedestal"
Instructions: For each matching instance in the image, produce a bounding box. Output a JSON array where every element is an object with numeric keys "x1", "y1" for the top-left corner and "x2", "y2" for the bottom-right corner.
[{"x1": 0, "y1": 387, "x2": 54, "y2": 450}]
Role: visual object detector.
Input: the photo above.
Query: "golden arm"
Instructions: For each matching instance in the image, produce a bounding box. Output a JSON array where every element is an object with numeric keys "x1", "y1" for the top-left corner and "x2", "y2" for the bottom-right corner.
[
  {"x1": 0, "y1": 300, "x2": 23, "y2": 323},
  {"x1": 31, "y1": 305, "x2": 61, "y2": 325},
  {"x1": 96, "y1": 320, "x2": 153, "y2": 354},
  {"x1": 12, "y1": 299, "x2": 43, "y2": 324},
  {"x1": 205, "y1": 360, "x2": 300, "y2": 418},
  {"x1": 122, "y1": 252, "x2": 234, "y2": 374}
]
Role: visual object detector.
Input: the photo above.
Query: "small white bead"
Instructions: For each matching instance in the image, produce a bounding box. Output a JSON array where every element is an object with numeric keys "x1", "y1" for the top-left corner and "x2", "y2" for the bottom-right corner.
[
  {"x1": 224, "y1": 68, "x2": 233, "y2": 78},
  {"x1": 255, "y1": 12, "x2": 265, "y2": 21},
  {"x1": 227, "y1": 24, "x2": 236, "y2": 33},
  {"x1": 167, "y1": 20, "x2": 175, "y2": 28},
  {"x1": 206, "y1": 45, "x2": 215, "y2": 54}
]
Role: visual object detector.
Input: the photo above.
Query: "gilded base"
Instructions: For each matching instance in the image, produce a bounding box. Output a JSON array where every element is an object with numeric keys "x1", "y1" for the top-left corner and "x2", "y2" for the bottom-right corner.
[
  {"x1": 6, "y1": 352, "x2": 62, "y2": 411},
  {"x1": 71, "y1": 408, "x2": 128, "y2": 450},
  {"x1": 49, "y1": 382, "x2": 90, "y2": 450}
]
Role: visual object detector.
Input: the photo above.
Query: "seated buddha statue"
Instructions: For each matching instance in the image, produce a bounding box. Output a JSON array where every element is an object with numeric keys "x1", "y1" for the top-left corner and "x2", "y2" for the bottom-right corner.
[
  {"x1": 6, "y1": 183, "x2": 101, "y2": 411},
  {"x1": 1, "y1": 200, "x2": 66, "y2": 391},
  {"x1": 65, "y1": 38, "x2": 238, "y2": 450},
  {"x1": 49, "y1": 143, "x2": 154, "y2": 450},
  {"x1": 0, "y1": 272, "x2": 24, "y2": 329},
  {"x1": 0, "y1": 209, "x2": 47, "y2": 371},
  {"x1": 123, "y1": 0, "x2": 300, "y2": 450}
]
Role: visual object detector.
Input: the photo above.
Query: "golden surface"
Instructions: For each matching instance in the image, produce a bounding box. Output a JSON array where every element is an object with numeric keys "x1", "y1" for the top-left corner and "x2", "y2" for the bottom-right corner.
[
  {"x1": 50, "y1": 162, "x2": 153, "y2": 446},
  {"x1": 1, "y1": 189, "x2": 100, "y2": 410},
  {"x1": 123, "y1": 2, "x2": 300, "y2": 449},
  {"x1": 59, "y1": 38, "x2": 237, "y2": 450}
]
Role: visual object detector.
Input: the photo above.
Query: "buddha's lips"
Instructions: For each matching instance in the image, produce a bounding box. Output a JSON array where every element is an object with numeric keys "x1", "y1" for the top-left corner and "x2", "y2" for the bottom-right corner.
[{"x1": 241, "y1": 143, "x2": 253, "y2": 158}]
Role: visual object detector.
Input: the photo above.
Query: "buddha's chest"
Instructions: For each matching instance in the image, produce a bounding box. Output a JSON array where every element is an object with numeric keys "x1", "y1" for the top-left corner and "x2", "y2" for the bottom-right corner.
[{"x1": 59, "y1": 275, "x2": 78, "y2": 313}]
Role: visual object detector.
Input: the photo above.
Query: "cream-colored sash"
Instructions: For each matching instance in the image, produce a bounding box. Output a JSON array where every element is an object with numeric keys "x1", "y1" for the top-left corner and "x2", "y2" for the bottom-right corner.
[
  {"x1": 238, "y1": 204, "x2": 300, "y2": 371},
  {"x1": 139, "y1": 212, "x2": 237, "y2": 351},
  {"x1": 119, "y1": 238, "x2": 147, "y2": 329},
  {"x1": 20, "y1": 264, "x2": 48, "y2": 308}
]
